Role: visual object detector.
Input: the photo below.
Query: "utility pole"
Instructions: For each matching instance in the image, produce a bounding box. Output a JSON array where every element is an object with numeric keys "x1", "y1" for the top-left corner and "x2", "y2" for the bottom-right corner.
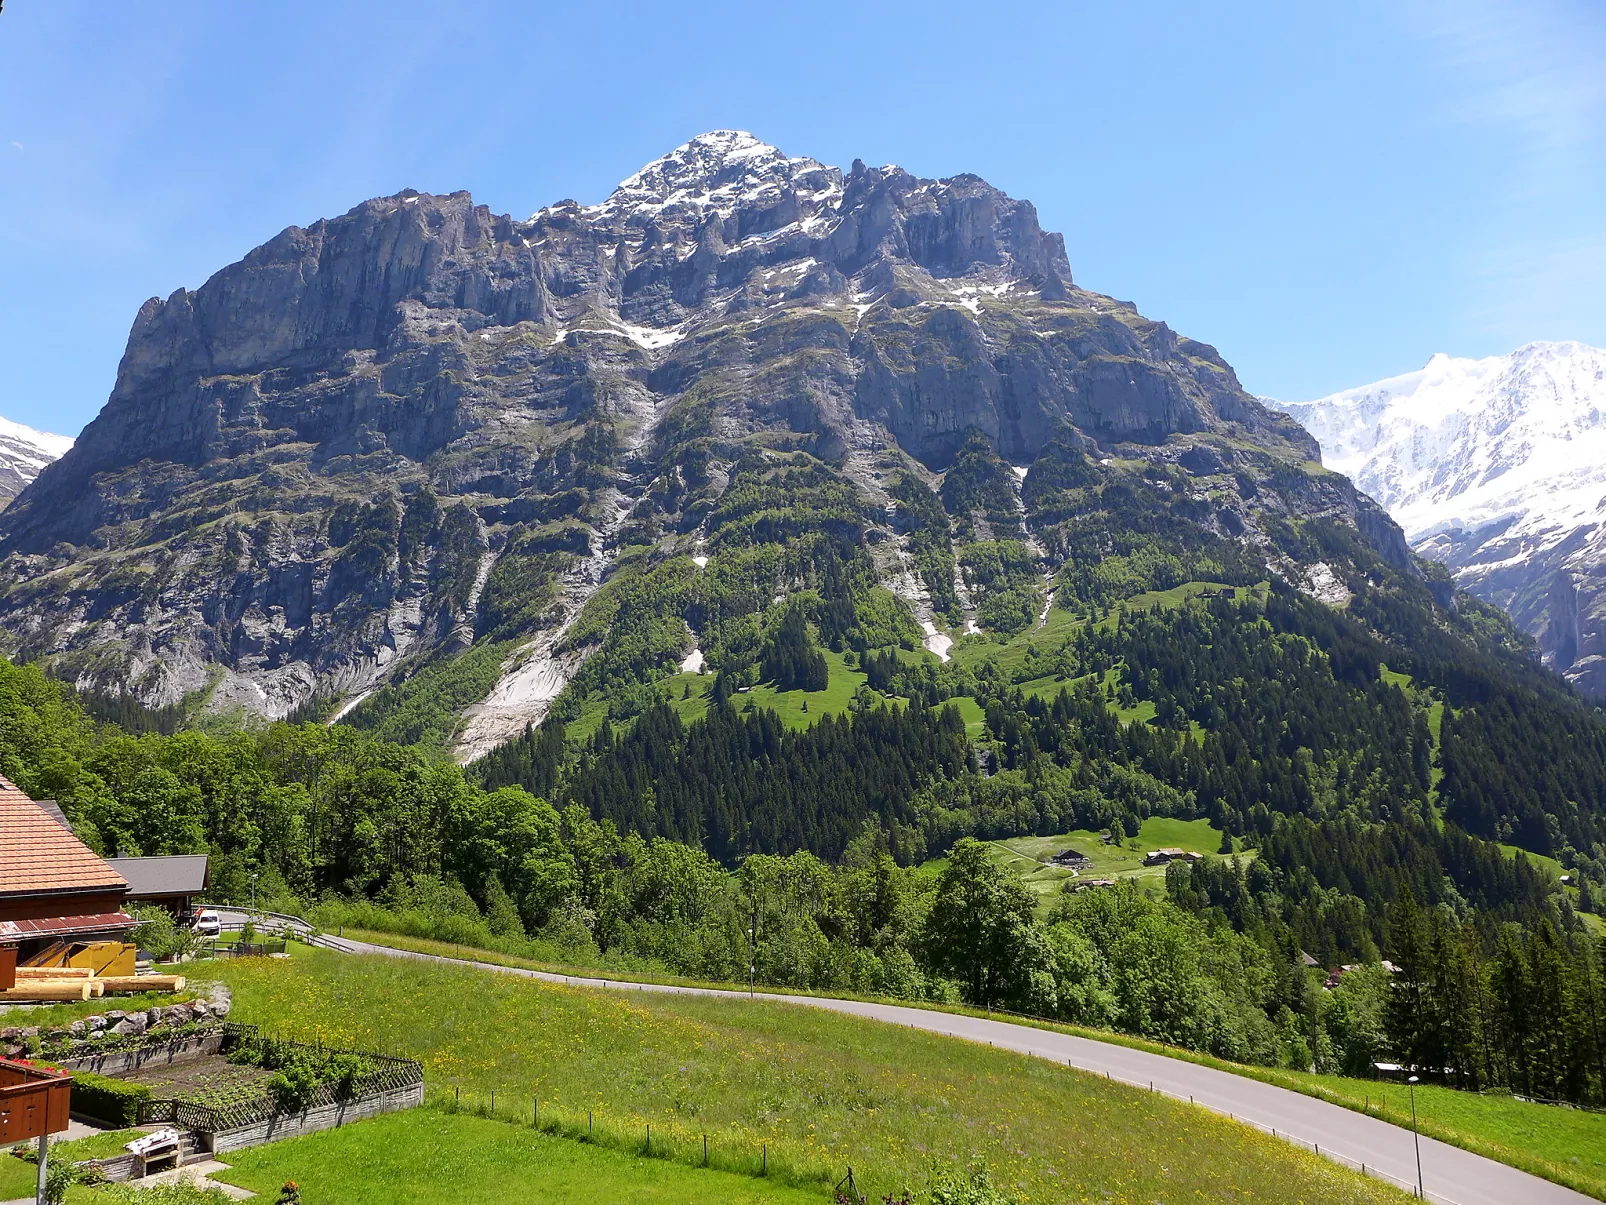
[
  {"x1": 35, "y1": 1131, "x2": 48, "y2": 1205},
  {"x1": 1408, "y1": 1075, "x2": 1423, "y2": 1199},
  {"x1": 747, "y1": 897, "x2": 756, "y2": 999}
]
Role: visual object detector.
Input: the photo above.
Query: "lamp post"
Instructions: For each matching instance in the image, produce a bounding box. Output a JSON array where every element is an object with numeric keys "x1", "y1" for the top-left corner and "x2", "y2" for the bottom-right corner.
[{"x1": 1407, "y1": 1075, "x2": 1423, "y2": 1199}]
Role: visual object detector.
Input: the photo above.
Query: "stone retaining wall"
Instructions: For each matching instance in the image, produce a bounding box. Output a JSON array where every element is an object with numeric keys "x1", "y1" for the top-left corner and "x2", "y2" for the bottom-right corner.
[
  {"x1": 208, "y1": 1081, "x2": 425, "y2": 1153},
  {"x1": 57, "y1": 1031, "x2": 225, "y2": 1078}
]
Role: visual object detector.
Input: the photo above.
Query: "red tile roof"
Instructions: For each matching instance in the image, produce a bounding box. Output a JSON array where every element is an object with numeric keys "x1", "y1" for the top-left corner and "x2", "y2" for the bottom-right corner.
[
  {"x1": 0, "y1": 776, "x2": 128, "y2": 898},
  {"x1": 0, "y1": 913, "x2": 134, "y2": 941}
]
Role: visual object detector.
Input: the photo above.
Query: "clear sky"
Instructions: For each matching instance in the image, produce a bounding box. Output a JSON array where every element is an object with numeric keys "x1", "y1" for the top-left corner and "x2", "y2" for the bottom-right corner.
[{"x1": 1, "y1": 0, "x2": 1602, "y2": 437}]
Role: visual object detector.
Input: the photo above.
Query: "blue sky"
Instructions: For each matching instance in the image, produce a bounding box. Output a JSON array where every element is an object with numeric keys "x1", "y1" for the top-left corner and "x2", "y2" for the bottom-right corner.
[{"x1": 1, "y1": 0, "x2": 1602, "y2": 437}]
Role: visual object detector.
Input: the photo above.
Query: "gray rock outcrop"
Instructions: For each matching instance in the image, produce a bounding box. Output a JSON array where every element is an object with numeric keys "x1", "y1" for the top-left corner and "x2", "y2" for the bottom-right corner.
[{"x1": 0, "y1": 131, "x2": 1412, "y2": 732}]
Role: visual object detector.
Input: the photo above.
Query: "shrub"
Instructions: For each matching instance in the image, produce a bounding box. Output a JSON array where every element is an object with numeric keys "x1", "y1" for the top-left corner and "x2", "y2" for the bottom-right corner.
[
  {"x1": 71, "y1": 1072, "x2": 152, "y2": 1128},
  {"x1": 267, "y1": 1062, "x2": 320, "y2": 1114},
  {"x1": 93, "y1": 1183, "x2": 237, "y2": 1204},
  {"x1": 130, "y1": 903, "x2": 196, "y2": 962},
  {"x1": 927, "y1": 1165, "x2": 1019, "y2": 1205},
  {"x1": 229, "y1": 1036, "x2": 379, "y2": 1110}
]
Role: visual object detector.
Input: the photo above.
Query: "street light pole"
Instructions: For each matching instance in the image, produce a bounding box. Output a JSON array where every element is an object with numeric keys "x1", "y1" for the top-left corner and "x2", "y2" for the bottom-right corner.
[{"x1": 1407, "y1": 1075, "x2": 1423, "y2": 1200}]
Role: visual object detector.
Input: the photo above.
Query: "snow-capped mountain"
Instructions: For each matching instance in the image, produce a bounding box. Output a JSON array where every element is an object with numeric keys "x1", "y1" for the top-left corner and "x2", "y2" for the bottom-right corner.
[
  {"x1": 0, "y1": 414, "x2": 72, "y2": 507},
  {"x1": 1269, "y1": 341, "x2": 1606, "y2": 695},
  {"x1": 567, "y1": 129, "x2": 844, "y2": 231}
]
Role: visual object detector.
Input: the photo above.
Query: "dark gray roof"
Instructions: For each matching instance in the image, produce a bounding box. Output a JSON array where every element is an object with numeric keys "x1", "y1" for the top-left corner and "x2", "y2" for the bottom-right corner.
[
  {"x1": 104, "y1": 854, "x2": 210, "y2": 898},
  {"x1": 36, "y1": 800, "x2": 72, "y2": 830}
]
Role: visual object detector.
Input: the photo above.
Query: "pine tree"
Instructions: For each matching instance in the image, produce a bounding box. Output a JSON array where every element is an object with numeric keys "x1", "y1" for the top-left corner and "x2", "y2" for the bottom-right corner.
[
  {"x1": 1385, "y1": 889, "x2": 1431, "y2": 1073},
  {"x1": 483, "y1": 873, "x2": 525, "y2": 938}
]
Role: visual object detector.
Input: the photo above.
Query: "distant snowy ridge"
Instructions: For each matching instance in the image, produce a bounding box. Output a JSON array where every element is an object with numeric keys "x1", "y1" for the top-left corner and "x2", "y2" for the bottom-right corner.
[
  {"x1": 1266, "y1": 341, "x2": 1606, "y2": 695},
  {"x1": 0, "y1": 414, "x2": 73, "y2": 505}
]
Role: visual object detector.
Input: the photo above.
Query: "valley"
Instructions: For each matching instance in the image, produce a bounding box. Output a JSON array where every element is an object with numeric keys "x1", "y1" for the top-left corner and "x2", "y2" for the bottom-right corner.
[{"x1": 2, "y1": 128, "x2": 1605, "y2": 1205}]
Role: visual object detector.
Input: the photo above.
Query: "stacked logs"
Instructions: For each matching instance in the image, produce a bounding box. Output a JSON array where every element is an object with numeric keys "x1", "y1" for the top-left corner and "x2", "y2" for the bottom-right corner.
[{"x1": 0, "y1": 966, "x2": 186, "y2": 1003}]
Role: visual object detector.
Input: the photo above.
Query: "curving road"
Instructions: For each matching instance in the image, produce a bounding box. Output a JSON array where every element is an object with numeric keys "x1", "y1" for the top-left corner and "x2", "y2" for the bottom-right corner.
[{"x1": 218, "y1": 909, "x2": 1587, "y2": 1205}]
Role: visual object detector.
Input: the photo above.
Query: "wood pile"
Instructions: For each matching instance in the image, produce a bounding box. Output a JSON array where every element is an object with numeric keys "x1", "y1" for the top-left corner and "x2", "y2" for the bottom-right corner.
[{"x1": 0, "y1": 966, "x2": 185, "y2": 1002}]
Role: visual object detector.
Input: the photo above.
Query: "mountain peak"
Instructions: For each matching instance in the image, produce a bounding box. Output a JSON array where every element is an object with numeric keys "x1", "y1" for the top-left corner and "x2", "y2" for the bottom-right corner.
[{"x1": 564, "y1": 130, "x2": 843, "y2": 226}]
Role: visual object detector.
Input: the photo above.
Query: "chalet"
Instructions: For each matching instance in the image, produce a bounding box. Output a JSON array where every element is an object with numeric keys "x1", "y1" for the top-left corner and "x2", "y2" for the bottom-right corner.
[
  {"x1": 105, "y1": 855, "x2": 210, "y2": 918},
  {"x1": 1068, "y1": 878, "x2": 1117, "y2": 892},
  {"x1": 1050, "y1": 848, "x2": 1092, "y2": 868},
  {"x1": 1142, "y1": 848, "x2": 1204, "y2": 867},
  {"x1": 0, "y1": 775, "x2": 133, "y2": 964},
  {"x1": 1324, "y1": 961, "x2": 1402, "y2": 990}
]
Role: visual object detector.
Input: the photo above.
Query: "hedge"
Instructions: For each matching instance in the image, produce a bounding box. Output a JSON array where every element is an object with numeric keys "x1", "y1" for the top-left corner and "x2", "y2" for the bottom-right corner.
[{"x1": 70, "y1": 1072, "x2": 151, "y2": 1128}]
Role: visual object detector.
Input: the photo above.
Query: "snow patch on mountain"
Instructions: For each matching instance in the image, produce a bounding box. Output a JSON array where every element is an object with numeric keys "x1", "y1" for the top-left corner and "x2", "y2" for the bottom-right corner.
[
  {"x1": 573, "y1": 130, "x2": 844, "y2": 229},
  {"x1": 0, "y1": 414, "x2": 73, "y2": 505}
]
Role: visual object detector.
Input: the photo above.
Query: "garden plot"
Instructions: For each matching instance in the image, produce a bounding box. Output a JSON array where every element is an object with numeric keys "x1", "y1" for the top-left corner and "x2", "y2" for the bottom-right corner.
[{"x1": 122, "y1": 1053, "x2": 276, "y2": 1112}]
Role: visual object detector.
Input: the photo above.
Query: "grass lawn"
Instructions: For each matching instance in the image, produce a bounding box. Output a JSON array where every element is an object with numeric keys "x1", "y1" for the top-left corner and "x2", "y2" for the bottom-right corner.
[
  {"x1": 190, "y1": 1107, "x2": 824, "y2": 1205},
  {"x1": 207, "y1": 946, "x2": 1407, "y2": 1205},
  {"x1": 0, "y1": 1130, "x2": 145, "y2": 1199}
]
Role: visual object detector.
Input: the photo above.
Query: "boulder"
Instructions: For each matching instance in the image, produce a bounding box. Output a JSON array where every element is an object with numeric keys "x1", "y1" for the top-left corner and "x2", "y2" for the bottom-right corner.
[
  {"x1": 68, "y1": 1020, "x2": 87, "y2": 1038},
  {"x1": 110, "y1": 1014, "x2": 147, "y2": 1037}
]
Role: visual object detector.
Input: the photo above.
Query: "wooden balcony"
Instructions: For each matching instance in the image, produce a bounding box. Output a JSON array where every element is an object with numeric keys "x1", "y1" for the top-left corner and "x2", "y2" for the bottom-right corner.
[{"x1": 0, "y1": 1057, "x2": 71, "y2": 1145}]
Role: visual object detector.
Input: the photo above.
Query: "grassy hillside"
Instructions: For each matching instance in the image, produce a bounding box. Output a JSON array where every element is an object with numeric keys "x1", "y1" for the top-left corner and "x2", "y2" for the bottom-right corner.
[
  {"x1": 960, "y1": 1012, "x2": 1606, "y2": 1202},
  {"x1": 208, "y1": 946, "x2": 1408, "y2": 1205},
  {"x1": 322, "y1": 924, "x2": 1606, "y2": 1200},
  {"x1": 989, "y1": 817, "x2": 1232, "y2": 902},
  {"x1": 918, "y1": 816, "x2": 1233, "y2": 910},
  {"x1": 655, "y1": 648, "x2": 871, "y2": 733}
]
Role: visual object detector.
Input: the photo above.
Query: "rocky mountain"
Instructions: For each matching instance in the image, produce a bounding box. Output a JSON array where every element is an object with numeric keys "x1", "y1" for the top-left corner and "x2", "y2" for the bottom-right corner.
[
  {"x1": 0, "y1": 131, "x2": 1426, "y2": 755},
  {"x1": 0, "y1": 415, "x2": 72, "y2": 507},
  {"x1": 1270, "y1": 341, "x2": 1606, "y2": 696}
]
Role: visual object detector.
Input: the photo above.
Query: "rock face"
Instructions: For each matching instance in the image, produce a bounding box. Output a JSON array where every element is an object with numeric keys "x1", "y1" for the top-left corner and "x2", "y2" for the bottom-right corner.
[
  {"x1": 0, "y1": 131, "x2": 1411, "y2": 740},
  {"x1": 1269, "y1": 341, "x2": 1606, "y2": 696},
  {"x1": 0, "y1": 414, "x2": 72, "y2": 507}
]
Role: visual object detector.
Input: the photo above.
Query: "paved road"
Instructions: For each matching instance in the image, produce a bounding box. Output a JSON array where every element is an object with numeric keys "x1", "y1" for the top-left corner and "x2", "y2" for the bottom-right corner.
[{"x1": 218, "y1": 909, "x2": 1587, "y2": 1205}]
